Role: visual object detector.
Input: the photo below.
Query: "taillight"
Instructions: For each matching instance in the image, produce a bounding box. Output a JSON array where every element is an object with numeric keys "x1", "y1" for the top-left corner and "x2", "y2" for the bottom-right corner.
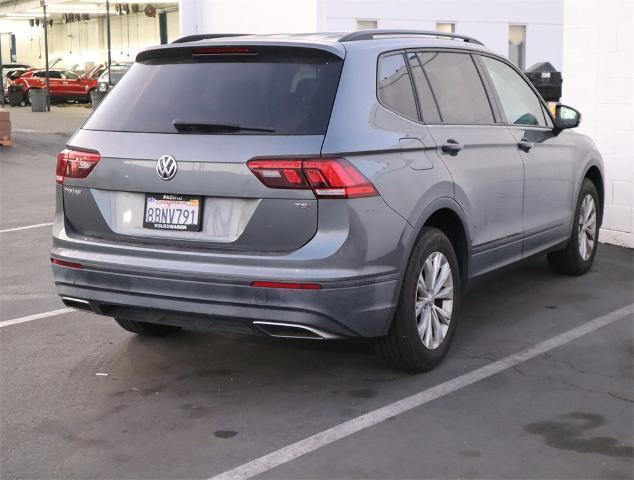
[
  {"x1": 247, "y1": 158, "x2": 378, "y2": 199},
  {"x1": 56, "y1": 149, "x2": 101, "y2": 184},
  {"x1": 248, "y1": 159, "x2": 308, "y2": 189}
]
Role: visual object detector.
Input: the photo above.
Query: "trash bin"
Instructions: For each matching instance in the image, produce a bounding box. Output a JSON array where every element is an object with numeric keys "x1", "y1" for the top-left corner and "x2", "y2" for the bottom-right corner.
[
  {"x1": 90, "y1": 89, "x2": 106, "y2": 109},
  {"x1": 524, "y1": 62, "x2": 562, "y2": 102},
  {"x1": 8, "y1": 85, "x2": 25, "y2": 107},
  {"x1": 29, "y1": 88, "x2": 49, "y2": 112}
]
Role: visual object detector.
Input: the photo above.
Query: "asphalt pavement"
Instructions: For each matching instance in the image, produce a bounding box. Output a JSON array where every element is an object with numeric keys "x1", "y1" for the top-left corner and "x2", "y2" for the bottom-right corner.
[{"x1": 1, "y1": 107, "x2": 633, "y2": 479}]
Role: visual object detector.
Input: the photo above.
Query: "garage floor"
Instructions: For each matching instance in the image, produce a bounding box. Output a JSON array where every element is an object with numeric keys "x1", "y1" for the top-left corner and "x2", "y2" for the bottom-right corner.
[{"x1": 1, "y1": 121, "x2": 633, "y2": 479}]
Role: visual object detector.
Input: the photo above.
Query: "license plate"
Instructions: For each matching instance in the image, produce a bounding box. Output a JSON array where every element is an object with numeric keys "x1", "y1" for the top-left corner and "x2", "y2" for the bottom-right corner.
[{"x1": 143, "y1": 194, "x2": 202, "y2": 231}]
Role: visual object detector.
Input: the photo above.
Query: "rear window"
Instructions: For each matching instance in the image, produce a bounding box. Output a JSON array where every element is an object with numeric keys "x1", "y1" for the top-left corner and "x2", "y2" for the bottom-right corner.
[{"x1": 84, "y1": 48, "x2": 343, "y2": 135}]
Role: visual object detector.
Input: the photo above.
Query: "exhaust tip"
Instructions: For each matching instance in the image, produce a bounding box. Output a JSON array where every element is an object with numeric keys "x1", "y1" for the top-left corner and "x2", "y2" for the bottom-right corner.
[
  {"x1": 61, "y1": 296, "x2": 94, "y2": 313},
  {"x1": 253, "y1": 321, "x2": 339, "y2": 340}
]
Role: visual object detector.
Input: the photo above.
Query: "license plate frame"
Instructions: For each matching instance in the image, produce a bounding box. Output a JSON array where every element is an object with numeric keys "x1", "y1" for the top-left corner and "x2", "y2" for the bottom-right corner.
[{"x1": 143, "y1": 193, "x2": 203, "y2": 232}]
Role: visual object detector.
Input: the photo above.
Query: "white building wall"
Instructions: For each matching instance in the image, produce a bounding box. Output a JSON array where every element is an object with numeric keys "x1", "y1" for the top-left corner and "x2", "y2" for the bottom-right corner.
[
  {"x1": 322, "y1": 0, "x2": 563, "y2": 68},
  {"x1": 562, "y1": 0, "x2": 634, "y2": 248},
  {"x1": 178, "y1": 0, "x2": 563, "y2": 69},
  {"x1": 180, "y1": 0, "x2": 320, "y2": 35},
  {"x1": 525, "y1": 23, "x2": 562, "y2": 69}
]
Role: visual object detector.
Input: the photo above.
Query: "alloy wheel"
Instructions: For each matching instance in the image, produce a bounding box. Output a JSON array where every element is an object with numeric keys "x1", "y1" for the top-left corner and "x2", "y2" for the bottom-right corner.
[
  {"x1": 578, "y1": 194, "x2": 596, "y2": 261},
  {"x1": 415, "y1": 251, "x2": 454, "y2": 350}
]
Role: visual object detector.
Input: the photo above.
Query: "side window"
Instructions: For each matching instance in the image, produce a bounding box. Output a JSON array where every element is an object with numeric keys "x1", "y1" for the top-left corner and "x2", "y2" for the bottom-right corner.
[
  {"x1": 419, "y1": 52, "x2": 494, "y2": 125},
  {"x1": 480, "y1": 56, "x2": 547, "y2": 126},
  {"x1": 62, "y1": 71, "x2": 79, "y2": 80},
  {"x1": 542, "y1": 105, "x2": 554, "y2": 128},
  {"x1": 406, "y1": 52, "x2": 441, "y2": 123},
  {"x1": 377, "y1": 53, "x2": 418, "y2": 122},
  {"x1": 38, "y1": 71, "x2": 61, "y2": 79}
]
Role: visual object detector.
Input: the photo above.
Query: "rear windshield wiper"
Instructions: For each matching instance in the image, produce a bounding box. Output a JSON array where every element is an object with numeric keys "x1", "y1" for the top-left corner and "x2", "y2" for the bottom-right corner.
[{"x1": 172, "y1": 120, "x2": 275, "y2": 134}]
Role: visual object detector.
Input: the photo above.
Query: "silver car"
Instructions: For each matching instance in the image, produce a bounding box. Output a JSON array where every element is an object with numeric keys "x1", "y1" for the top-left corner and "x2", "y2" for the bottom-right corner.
[{"x1": 52, "y1": 30, "x2": 604, "y2": 372}]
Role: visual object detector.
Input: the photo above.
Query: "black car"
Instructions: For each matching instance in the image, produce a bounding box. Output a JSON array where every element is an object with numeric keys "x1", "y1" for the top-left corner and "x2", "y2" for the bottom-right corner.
[{"x1": 2, "y1": 64, "x2": 32, "y2": 102}]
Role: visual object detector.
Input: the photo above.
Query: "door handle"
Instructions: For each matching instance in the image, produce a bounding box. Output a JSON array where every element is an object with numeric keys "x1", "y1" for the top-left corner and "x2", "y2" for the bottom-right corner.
[
  {"x1": 518, "y1": 139, "x2": 534, "y2": 152},
  {"x1": 441, "y1": 139, "x2": 463, "y2": 155}
]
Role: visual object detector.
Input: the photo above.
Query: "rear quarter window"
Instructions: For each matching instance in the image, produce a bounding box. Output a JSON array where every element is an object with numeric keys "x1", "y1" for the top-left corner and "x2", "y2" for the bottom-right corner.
[{"x1": 377, "y1": 53, "x2": 418, "y2": 122}]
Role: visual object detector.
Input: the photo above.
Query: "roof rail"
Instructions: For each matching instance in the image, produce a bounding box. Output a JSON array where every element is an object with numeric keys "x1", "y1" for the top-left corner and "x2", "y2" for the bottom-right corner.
[
  {"x1": 171, "y1": 33, "x2": 250, "y2": 44},
  {"x1": 338, "y1": 29, "x2": 484, "y2": 46}
]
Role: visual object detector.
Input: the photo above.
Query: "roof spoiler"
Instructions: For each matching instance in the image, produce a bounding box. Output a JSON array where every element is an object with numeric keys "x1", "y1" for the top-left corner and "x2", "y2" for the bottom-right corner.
[{"x1": 171, "y1": 33, "x2": 251, "y2": 44}]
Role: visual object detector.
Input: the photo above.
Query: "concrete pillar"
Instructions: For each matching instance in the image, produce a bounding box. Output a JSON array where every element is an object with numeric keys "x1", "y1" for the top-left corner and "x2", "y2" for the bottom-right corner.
[{"x1": 179, "y1": 0, "x2": 201, "y2": 36}]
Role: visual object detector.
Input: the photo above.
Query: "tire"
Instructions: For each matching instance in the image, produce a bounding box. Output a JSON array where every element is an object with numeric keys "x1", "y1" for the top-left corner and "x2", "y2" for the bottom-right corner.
[
  {"x1": 376, "y1": 227, "x2": 462, "y2": 372},
  {"x1": 547, "y1": 178, "x2": 600, "y2": 275},
  {"x1": 114, "y1": 317, "x2": 180, "y2": 336}
]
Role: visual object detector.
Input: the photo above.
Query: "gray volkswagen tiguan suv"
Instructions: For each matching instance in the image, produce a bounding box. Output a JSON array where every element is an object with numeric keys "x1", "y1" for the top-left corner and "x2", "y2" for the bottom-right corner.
[{"x1": 52, "y1": 30, "x2": 604, "y2": 372}]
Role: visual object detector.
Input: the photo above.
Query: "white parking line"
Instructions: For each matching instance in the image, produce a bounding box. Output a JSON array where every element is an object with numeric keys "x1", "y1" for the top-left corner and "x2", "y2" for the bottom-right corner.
[
  {"x1": 0, "y1": 222, "x2": 53, "y2": 234},
  {"x1": 209, "y1": 303, "x2": 634, "y2": 480},
  {"x1": 0, "y1": 308, "x2": 73, "y2": 328}
]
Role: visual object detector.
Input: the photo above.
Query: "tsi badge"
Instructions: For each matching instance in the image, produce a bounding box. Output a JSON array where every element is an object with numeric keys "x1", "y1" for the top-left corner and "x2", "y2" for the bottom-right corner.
[{"x1": 156, "y1": 155, "x2": 178, "y2": 181}]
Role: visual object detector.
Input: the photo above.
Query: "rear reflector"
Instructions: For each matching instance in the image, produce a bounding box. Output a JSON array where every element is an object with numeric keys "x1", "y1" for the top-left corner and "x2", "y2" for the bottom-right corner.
[
  {"x1": 247, "y1": 158, "x2": 378, "y2": 199},
  {"x1": 251, "y1": 281, "x2": 322, "y2": 290},
  {"x1": 51, "y1": 258, "x2": 83, "y2": 269},
  {"x1": 56, "y1": 149, "x2": 101, "y2": 184}
]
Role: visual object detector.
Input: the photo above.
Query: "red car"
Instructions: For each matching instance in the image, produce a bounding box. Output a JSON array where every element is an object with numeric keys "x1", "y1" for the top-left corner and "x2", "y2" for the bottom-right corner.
[
  {"x1": 81, "y1": 64, "x2": 106, "y2": 92},
  {"x1": 9, "y1": 68, "x2": 99, "y2": 104}
]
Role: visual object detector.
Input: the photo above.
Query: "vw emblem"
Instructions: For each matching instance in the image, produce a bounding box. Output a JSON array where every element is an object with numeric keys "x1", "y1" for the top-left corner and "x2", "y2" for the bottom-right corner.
[{"x1": 156, "y1": 155, "x2": 177, "y2": 181}]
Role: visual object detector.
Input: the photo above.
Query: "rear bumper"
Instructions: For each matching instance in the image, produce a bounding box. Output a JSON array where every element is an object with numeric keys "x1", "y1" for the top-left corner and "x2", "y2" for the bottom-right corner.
[
  {"x1": 52, "y1": 189, "x2": 411, "y2": 337},
  {"x1": 52, "y1": 262, "x2": 398, "y2": 338}
]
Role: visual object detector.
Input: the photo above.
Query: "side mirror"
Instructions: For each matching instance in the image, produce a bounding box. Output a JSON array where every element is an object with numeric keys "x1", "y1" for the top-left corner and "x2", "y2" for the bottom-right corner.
[{"x1": 554, "y1": 104, "x2": 581, "y2": 130}]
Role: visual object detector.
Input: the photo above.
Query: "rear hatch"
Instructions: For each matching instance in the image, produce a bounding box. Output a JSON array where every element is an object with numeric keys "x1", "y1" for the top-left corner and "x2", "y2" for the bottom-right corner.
[{"x1": 62, "y1": 44, "x2": 344, "y2": 252}]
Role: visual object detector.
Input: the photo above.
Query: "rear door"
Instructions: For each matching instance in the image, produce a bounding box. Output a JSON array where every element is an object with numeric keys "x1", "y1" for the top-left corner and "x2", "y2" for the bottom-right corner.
[
  {"x1": 47, "y1": 71, "x2": 64, "y2": 97},
  {"x1": 32, "y1": 71, "x2": 59, "y2": 94},
  {"x1": 411, "y1": 50, "x2": 525, "y2": 275},
  {"x1": 64, "y1": 45, "x2": 344, "y2": 253},
  {"x1": 60, "y1": 70, "x2": 86, "y2": 99},
  {"x1": 478, "y1": 54, "x2": 575, "y2": 256}
]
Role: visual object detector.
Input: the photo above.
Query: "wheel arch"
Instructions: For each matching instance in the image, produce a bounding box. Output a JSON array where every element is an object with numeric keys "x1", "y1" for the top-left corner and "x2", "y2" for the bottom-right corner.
[
  {"x1": 404, "y1": 197, "x2": 471, "y2": 288},
  {"x1": 583, "y1": 164, "x2": 604, "y2": 226},
  {"x1": 385, "y1": 197, "x2": 471, "y2": 336}
]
